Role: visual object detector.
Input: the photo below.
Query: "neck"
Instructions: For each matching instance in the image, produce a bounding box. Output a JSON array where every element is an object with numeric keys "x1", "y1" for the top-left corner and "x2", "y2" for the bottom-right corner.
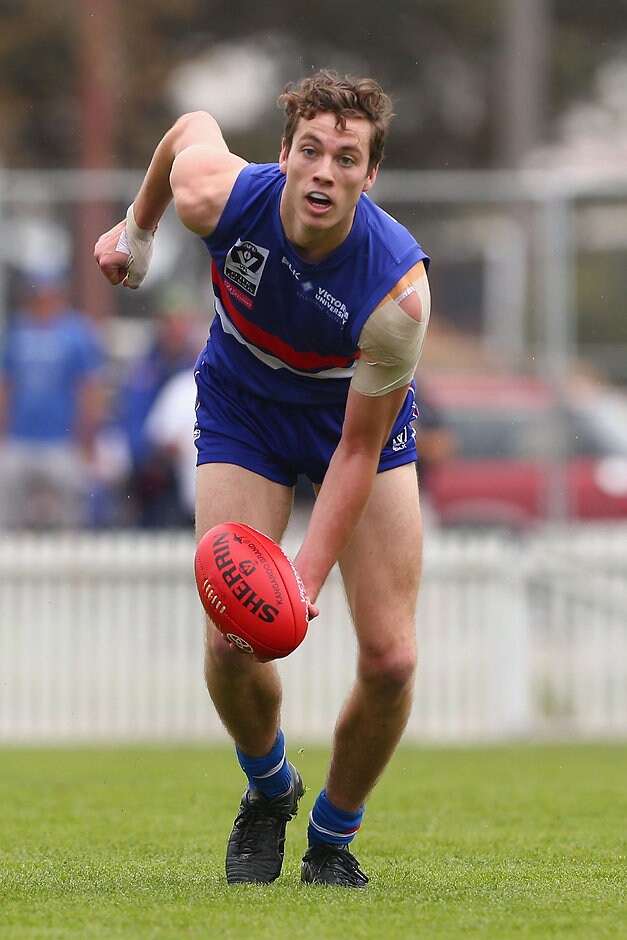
[{"x1": 280, "y1": 202, "x2": 355, "y2": 263}]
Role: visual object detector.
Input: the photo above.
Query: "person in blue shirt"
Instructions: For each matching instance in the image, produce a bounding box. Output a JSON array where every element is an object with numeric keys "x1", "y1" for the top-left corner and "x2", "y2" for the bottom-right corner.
[
  {"x1": 95, "y1": 70, "x2": 431, "y2": 889},
  {"x1": 118, "y1": 286, "x2": 202, "y2": 527},
  {"x1": 0, "y1": 271, "x2": 106, "y2": 529}
]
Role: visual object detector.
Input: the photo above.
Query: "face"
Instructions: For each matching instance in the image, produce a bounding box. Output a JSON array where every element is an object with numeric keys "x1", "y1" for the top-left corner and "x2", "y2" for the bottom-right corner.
[
  {"x1": 278, "y1": 111, "x2": 378, "y2": 258},
  {"x1": 27, "y1": 285, "x2": 67, "y2": 319}
]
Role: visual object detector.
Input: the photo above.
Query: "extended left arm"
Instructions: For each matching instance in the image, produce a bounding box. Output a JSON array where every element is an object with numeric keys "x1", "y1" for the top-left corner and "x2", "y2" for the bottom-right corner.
[
  {"x1": 293, "y1": 383, "x2": 410, "y2": 605},
  {"x1": 294, "y1": 262, "x2": 431, "y2": 605}
]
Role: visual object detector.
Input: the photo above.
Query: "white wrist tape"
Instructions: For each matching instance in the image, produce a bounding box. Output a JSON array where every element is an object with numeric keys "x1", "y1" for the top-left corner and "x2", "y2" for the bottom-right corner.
[
  {"x1": 115, "y1": 204, "x2": 156, "y2": 289},
  {"x1": 352, "y1": 273, "x2": 431, "y2": 397}
]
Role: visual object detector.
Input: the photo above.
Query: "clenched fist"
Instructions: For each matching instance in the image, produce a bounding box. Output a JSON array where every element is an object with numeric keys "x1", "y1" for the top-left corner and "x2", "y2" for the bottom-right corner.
[{"x1": 94, "y1": 205, "x2": 156, "y2": 290}]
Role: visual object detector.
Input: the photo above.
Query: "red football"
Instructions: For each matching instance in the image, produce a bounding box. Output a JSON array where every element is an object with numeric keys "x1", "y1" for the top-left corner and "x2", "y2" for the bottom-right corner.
[{"x1": 194, "y1": 522, "x2": 309, "y2": 659}]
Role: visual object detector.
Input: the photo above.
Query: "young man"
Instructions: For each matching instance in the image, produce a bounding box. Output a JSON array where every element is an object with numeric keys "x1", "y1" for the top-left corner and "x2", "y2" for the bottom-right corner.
[
  {"x1": 0, "y1": 271, "x2": 106, "y2": 529},
  {"x1": 95, "y1": 70, "x2": 430, "y2": 889}
]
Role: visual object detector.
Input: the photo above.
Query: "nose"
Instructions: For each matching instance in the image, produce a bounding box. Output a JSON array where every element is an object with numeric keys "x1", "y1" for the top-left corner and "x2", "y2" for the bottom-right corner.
[{"x1": 313, "y1": 154, "x2": 334, "y2": 183}]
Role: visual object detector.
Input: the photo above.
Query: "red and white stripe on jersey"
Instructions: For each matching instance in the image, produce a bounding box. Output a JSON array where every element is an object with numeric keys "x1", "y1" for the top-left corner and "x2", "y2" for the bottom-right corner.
[{"x1": 213, "y1": 267, "x2": 358, "y2": 380}]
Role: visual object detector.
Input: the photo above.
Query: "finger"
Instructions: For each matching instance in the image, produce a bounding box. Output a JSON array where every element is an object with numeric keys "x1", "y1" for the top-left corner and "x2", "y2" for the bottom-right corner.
[
  {"x1": 123, "y1": 268, "x2": 143, "y2": 290},
  {"x1": 97, "y1": 259, "x2": 128, "y2": 286}
]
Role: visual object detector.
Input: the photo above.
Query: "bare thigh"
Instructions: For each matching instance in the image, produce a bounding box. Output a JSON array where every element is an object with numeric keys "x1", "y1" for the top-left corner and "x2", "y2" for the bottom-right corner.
[
  {"x1": 195, "y1": 462, "x2": 294, "y2": 544},
  {"x1": 336, "y1": 463, "x2": 422, "y2": 660}
]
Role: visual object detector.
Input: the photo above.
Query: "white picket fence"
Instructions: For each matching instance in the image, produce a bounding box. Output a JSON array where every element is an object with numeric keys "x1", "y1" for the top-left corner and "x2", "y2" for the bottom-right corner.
[{"x1": 0, "y1": 525, "x2": 625, "y2": 743}]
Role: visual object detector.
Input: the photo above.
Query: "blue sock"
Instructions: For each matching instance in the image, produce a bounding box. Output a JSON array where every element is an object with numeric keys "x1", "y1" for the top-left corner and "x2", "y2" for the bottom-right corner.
[
  {"x1": 236, "y1": 729, "x2": 292, "y2": 798},
  {"x1": 308, "y1": 789, "x2": 365, "y2": 847}
]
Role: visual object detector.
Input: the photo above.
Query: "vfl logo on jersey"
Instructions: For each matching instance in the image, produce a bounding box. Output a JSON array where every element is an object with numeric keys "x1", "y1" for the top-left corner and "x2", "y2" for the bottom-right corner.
[{"x1": 225, "y1": 240, "x2": 269, "y2": 297}]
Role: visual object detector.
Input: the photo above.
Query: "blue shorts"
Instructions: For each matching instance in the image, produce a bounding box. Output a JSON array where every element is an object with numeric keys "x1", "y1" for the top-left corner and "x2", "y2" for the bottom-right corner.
[{"x1": 194, "y1": 365, "x2": 418, "y2": 487}]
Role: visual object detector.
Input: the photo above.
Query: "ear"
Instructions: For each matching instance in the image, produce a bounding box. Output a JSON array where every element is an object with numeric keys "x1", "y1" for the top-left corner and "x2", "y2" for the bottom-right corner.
[
  {"x1": 362, "y1": 163, "x2": 379, "y2": 193},
  {"x1": 278, "y1": 139, "x2": 289, "y2": 175}
]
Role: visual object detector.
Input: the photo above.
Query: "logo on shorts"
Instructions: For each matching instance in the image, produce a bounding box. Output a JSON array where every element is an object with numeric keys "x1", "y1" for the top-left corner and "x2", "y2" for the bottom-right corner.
[
  {"x1": 225, "y1": 240, "x2": 269, "y2": 296},
  {"x1": 392, "y1": 427, "x2": 410, "y2": 452}
]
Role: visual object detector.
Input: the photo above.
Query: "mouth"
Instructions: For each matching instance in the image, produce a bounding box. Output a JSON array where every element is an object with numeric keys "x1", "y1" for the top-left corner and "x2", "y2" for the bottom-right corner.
[{"x1": 306, "y1": 191, "x2": 333, "y2": 213}]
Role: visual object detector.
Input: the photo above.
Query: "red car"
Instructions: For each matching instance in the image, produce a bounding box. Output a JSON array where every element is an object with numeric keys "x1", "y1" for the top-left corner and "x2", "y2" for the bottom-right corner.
[{"x1": 416, "y1": 373, "x2": 627, "y2": 529}]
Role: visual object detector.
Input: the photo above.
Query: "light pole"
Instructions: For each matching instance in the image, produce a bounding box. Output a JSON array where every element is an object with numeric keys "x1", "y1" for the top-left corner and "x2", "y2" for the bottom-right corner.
[
  {"x1": 76, "y1": 0, "x2": 118, "y2": 321},
  {"x1": 497, "y1": 0, "x2": 551, "y2": 168}
]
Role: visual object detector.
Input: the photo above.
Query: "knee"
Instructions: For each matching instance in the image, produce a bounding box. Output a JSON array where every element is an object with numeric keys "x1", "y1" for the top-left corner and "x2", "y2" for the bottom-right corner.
[
  {"x1": 358, "y1": 640, "x2": 418, "y2": 696},
  {"x1": 204, "y1": 621, "x2": 243, "y2": 677}
]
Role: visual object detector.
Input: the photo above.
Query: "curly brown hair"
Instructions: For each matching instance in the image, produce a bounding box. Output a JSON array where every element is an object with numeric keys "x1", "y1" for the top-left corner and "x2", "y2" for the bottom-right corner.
[{"x1": 277, "y1": 70, "x2": 394, "y2": 171}]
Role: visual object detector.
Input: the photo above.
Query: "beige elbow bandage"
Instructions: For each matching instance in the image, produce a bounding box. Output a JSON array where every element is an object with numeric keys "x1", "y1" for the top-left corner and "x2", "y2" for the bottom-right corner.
[{"x1": 352, "y1": 274, "x2": 431, "y2": 397}]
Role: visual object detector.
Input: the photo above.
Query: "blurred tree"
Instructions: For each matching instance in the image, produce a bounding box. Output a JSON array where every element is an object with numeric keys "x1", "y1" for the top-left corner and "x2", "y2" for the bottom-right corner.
[
  {"x1": 0, "y1": 1, "x2": 76, "y2": 167},
  {"x1": 1, "y1": 0, "x2": 627, "y2": 170}
]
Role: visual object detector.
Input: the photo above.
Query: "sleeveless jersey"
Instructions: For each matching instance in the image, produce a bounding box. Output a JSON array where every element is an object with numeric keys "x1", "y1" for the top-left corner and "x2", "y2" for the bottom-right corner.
[{"x1": 199, "y1": 163, "x2": 429, "y2": 404}]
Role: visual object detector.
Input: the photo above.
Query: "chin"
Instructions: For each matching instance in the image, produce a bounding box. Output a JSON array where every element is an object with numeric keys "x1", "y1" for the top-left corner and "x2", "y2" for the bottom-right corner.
[{"x1": 304, "y1": 209, "x2": 335, "y2": 229}]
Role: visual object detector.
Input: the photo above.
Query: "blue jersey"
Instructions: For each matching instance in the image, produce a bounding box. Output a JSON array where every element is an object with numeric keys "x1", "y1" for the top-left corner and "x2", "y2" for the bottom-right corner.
[
  {"x1": 199, "y1": 163, "x2": 428, "y2": 404},
  {"x1": 1, "y1": 309, "x2": 105, "y2": 442}
]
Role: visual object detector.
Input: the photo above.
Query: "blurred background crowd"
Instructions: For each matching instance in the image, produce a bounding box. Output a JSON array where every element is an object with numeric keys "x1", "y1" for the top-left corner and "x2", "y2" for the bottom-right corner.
[
  {"x1": 1, "y1": 0, "x2": 627, "y2": 532},
  {"x1": 0, "y1": 269, "x2": 205, "y2": 529}
]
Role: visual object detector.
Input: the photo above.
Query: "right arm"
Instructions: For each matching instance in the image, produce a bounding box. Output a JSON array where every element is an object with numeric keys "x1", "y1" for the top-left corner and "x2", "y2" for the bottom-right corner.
[{"x1": 94, "y1": 111, "x2": 247, "y2": 288}]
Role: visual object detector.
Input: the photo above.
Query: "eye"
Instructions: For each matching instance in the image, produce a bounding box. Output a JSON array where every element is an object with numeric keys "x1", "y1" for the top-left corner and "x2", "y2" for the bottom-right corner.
[
  {"x1": 338, "y1": 154, "x2": 355, "y2": 167},
  {"x1": 302, "y1": 146, "x2": 316, "y2": 158}
]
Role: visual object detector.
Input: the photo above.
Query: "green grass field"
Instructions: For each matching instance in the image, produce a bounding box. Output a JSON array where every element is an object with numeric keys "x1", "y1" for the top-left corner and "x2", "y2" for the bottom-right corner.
[{"x1": 0, "y1": 744, "x2": 624, "y2": 939}]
